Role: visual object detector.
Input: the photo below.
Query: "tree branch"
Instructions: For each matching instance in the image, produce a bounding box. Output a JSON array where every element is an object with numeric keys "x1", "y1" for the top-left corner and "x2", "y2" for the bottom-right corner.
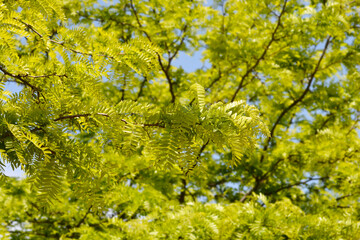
[
  {"x1": 75, "y1": 205, "x2": 92, "y2": 228},
  {"x1": 24, "y1": 73, "x2": 67, "y2": 78},
  {"x1": 179, "y1": 178, "x2": 187, "y2": 204},
  {"x1": 184, "y1": 140, "x2": 209, "y2": 176},
  {"x1": 16, "y1": 17, "x2": 122, "y2": 60},
  {"x1": 346, "y1": 111, "x2": 360, "y2": 136},
  {"x1": 129, "y1": 0, "x2": 176, "y2": 103},
  {"x1": 54, "y1": 113, "x2": 109, "y2": 121},
  {"x1": 129, "y1": 0, "x2": 151, "y2": 40},
  {"x1": 239, "y1": 157, "x2": 284, "y2": 202},
  {"x1": 56, "y1": 113, "x2": 165, "y2": 128},
  {"x1": 0, "y1": 65, "x2": 40, "y2": 93},
  {"x1": 120, "y1": 118, "x2": 165, "y2": 128},
  {"x1": 207, "y1": 178, "x2": 230, "y2": 188},
  {"x1": 267, "y1": 36, "x2": 332, "y2": 139},
  {"x1": 264, "y1": 177, "x2": 327, "y2": 195},
  {"x1": 169, "y1": 24, "x2": 188, "y2": 63},
  {"x1": 206, "y1": 68, "x2": 222, "y2": 90},
  {"x1": 253, "y1": 36, "x2": 332, "y2": 173},
  {"x1": 336, "y1": 192, "x2": 360, "y2": 201},
  {"x1": 240, "y1": 178, "x2": 262, "y2": 202},
  {"x1": 158, "y1": 55, "x2": 176, "y2": 103},
  {"x1": 136, "y1": 76, "x2": 147, "y2": 100},
  {"x1": 230, "y1": 0, "x2": 288, "y2": 102}
]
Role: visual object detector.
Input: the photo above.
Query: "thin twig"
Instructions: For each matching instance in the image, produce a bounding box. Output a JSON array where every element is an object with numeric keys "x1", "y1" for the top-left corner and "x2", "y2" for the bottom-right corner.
[
  {"x1": 346, "y1": 112, "x2": 360, "y2": 136},
  {"x1": 120, "y1": 118, "x2": 165, "y2": 128},
  {"x1": 239, "y1": 158, "x2": 284, "y2": 202},
  {"x1": 264, "y1": 177, "x2": 327, "y2": 195},
  {"x1": 185, "y1": 140, "x2": 209, "y2": 176},
  {"x1": 169, "y1": 24, "x2": 188, "y2": 63},
  {"x1": 206, "y1": 68, "x2": 222, "y2": 90},
  {"x1": 336, "y1": 192, "x2": 360, "y2": 201},
  {"x1": 24, "y1": 73, "x2": 67, "y2": 78},
  {"x1": 75, "y1": 205, "x2": 92, "y2": 228},
  {"x1": 54, "y1": 113, "x2": 109, "y2": 121},
  {"x1": 16, "y1": 18, "x2": 119, "y2": 58}
]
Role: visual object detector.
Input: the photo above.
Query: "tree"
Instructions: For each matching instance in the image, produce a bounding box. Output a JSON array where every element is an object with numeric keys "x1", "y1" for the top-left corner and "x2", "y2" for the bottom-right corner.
[{"x1": 0, "y1": 0, "x2": 359, "y2": 239}]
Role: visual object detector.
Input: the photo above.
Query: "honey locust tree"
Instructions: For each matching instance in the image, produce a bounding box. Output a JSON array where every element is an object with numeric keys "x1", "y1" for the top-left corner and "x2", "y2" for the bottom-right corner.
[{"x1": 0, "y1": 0, "x2": 360, "y2": 239}]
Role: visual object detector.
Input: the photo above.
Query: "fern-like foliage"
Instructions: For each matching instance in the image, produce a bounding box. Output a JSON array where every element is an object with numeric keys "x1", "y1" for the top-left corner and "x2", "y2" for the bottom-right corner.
[
  {"x1": 0, "y1": 0, "x2": 268, "y2": 203},
  {"x1": 0, "y1": 0, "x2": 164, "y2": 203},
  {"x1": 0, "y1": 0, "x2": 358, "y2": 238},
  {"x1": 144, "y1": 84, "x2": 269, "y2": 172}
]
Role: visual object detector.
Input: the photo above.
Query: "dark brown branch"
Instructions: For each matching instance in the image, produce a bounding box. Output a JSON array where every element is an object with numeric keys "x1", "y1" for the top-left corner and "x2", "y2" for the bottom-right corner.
[
  {"x1": 158, "y1": 55, "x2": 176, "y2": 103},
  {"x1": 318, "y1": 112, "x2": 335, "y2": 132},
  {"x1": 240, "y1": 178, "x2": 262, "y2": 202},
  {"x1": 129, "y1": 0, "x2": 151, "y2": 40},
  {"x1": 208, "y1": 178, "x2": 229, "y2": 188},
  {"x1": 15, "y1": 18, "x2": 44, "y2": 38},
  {"x1": 184, "y1": 140, "x2": 209, "y2": 176},
  {"x1": 29, "y1": 201, "x2": 42, "y2": 212},
  {"x1": 337, "y1": 205, "x2": 350, "y2": 209},
  {"x1": 241, "y1": 153, "x2": 304, "y2": 202},
  {"x1": 268, "y1": 36, "x2": 332, "y2": 139},
  {"x1": 206, "y1": 68, "x2": 222, "y2": 90},
  {"x1": 75, "y1": 205, "x2": 92, "y2": 228},
  {"x1": 8, "y1": 230, "x2": 59, "y2": 239},
  {"x1": 118, "y1": 166, "x2": 152, "y2": 183},
  {"x1": 16, "y1": 18, "x2": 116, "y2": 58},
  {"x1": 24, "y1": 73, "x2": 67, "y2": 78},
  {"x1": 120, "y1": 119, "x2": 165, "y2": 128},
  {"x1": 261, "y1": 158, "x2": 284, "y2": 181},
  {"x1": 169, "y1": 24, "x2": 188, "y2": 63},
  {"x1": 336, "y1": 192, "x2": 360, "y2": 201},
  {"x1": 239, "y1": 157, "x2": 284, "y2": 202},
  {"x1": 54, "y1": 113, "x2": 109, "y2": 121},
  {"x1": 264, "y1": 177, "x2": 327, "y2": 195},
  {"x1": 230, "y1": 0, "x2": 288, "y2": 102},
  {"x1": 143, "y1": 122, "x2": 165, "y2": 127},
  {"x1": 54, "y1": 114, "x2": 90, "y2": 121},
  {"x1": 186, "y1": 188, "x2": 197, "y2": 202},
  {"x1": 129, "y1": 0, "x2": 176, "y2": 103},
  {"x1": 136, "y1": 76, "x2": 147, "y2": 100},
  {"x1": 253, "y1": 36, "x2": 332, "y2": 169},
  {"x1": 120, "y1": 75, "x2": 126, "y2": 101},
  {"x1": 0, "y1": 65, "x2": 40, "y2": 92},
  {"x1": 179, "y1": 178, "x2": 187, "y2": 204},
  {"x1": 0, "y1": 67, "x2": 66, "y2": 91},
  {"x1": 15, "y1": 18, "x2": 64, "y2": 47},
  {"x1": 346, "y1": 112, "x2": 360, "y2": 136}
]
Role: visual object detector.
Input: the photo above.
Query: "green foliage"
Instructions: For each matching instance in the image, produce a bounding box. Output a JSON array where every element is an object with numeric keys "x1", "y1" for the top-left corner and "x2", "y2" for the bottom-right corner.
[{"x1": 0, "y1": 0, "x2": 359, "y2": 239}]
